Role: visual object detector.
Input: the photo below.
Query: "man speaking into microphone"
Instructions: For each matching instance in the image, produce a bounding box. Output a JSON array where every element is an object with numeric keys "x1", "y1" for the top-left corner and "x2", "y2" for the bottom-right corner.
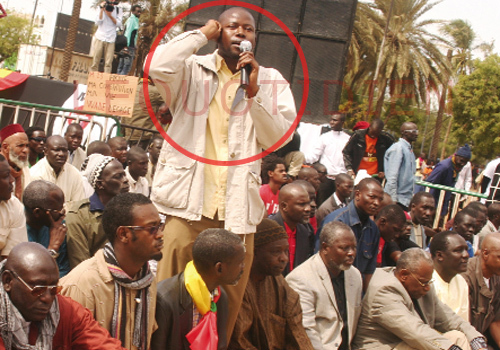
[{"x1": 148, "y1": 6, "x2": 296, "y2": 339}]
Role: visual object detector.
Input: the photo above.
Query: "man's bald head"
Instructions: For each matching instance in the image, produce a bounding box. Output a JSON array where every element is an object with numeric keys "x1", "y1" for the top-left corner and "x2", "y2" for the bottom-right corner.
[
  {"x1": 108, "y1": 136, "x2": 126, "y2": 148},
  {"x1": 107, "y1": 137, "x2": 128, "y2": 164},
  {"x1": 218, "y1": 7, "x2": 255, "y2": 26},
  {"x1": 401, "y1": 122, "x2": 417, "y2": 133},
  {"x1": 480, "y1": 232, "x2": 500, "y2": 278},
  {"x1": 297, "y1": 167, "x2": 320, "y2": 191},
  {"x1": 66, "y1": 123, "x2": 83, "y2": 134},
  {"x1": 87, "y1": 141, "x2": 112, "y2": 157},
  {"x1": 45, "y1": 135, "x2": 66, "y2": 148},
  {"x1": 4, "y1": 242, "x2": 57, "y2": 275},
  {"x1": 3, "y1": 242, "x2": 59, "y2": 322},
  {"x1": 279, "y1": 183, "x2": 311, "y2": 225},
  {"x1": 298, "y1": 167, "x2": 317, "y2": 180},
  {"x1": 44, "y1": 135, "x2": 68, "y2": 173},
  {"x1": 482, "y1": 232, "x2": 500, "y2": 251},
  {"x1": 279, "y1": 182, "x2": 308, "y2": 202},
  {"x1": 357, "y1": 177, "x2": 382, "y2": 192}
]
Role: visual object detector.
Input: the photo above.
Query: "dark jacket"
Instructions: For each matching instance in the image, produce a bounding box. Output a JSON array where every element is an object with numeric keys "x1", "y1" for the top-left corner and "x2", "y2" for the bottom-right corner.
[
  {"x1": 426, "y1": 157, "x2": 456, "y2": 216},
  {"x1": 342, "y1": 129, "x2": 394, "y2": 173},
  {"x1": 151, "y1": 272, "x2": 229, "y2": 350},
  {"x1": 462, "y1": 257, "x2": 500, "y2": 335},
  {"x1": 269, "y1": 212, "x2": 314, "y2": 276}
]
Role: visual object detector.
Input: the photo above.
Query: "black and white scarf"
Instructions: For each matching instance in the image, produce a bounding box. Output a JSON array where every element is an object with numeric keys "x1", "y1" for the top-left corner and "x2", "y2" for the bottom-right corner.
[{"x1": 103, "y1": 243, "x2": 154, "y2": 350}]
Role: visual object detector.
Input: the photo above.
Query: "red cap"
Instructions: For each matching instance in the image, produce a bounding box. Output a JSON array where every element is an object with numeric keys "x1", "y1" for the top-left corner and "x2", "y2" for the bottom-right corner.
[
  {"x1": 353, "y1": 121, "x2": 370, "y2": 131},
  {"x1": 0, "y1": 124, "x2": 25, "y2": 143}
]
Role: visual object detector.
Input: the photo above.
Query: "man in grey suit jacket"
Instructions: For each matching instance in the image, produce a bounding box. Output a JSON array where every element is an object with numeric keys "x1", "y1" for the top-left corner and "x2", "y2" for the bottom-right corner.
[
  {"x1": 353, "y1": 248, "x2": 487, "y2": 350},
  {"x1": 286, "y1": 221, "x2": 362, "y2": 350}
]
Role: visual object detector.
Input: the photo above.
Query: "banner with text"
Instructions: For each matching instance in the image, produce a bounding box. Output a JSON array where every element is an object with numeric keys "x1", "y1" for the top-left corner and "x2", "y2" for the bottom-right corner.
[{"x1": 83, "y1": 72, "x2": 138, "y2": 118}]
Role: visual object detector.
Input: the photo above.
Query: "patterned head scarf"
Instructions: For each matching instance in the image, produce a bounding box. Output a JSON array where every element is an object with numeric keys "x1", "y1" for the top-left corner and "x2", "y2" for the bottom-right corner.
[{"x1": 81, "y1": 154, "x2": 116, "y2": 189}]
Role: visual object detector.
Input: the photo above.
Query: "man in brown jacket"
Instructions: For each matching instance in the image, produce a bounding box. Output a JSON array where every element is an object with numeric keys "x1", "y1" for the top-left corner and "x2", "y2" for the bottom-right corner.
[{"x1": 230, "y1": 219, "x2": 313, "y2": 349}]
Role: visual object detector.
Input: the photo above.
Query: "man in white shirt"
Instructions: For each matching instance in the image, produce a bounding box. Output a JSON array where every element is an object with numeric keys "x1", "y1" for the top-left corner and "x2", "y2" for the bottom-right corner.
[
  {"x1": 0, "y1": 154, "x2": 27, "y2": 257},
  {"x1": 125, "y1": 146, "x2": 149, "y2": 197},
  {"x1": 90, "y1": 0, "x2": 122, "y2": 73},
  {"x1": 430, "y1": 231, "x2": 470, "y2": 321},
  {"x1": 306, "y1": 114, "x2": 350, "y2": 177},
  {"x1": 64, "y1": 123, "x2": 86, "y2": 171},
  {"x1": 30, "y1": 136, "x2": 85, "y2": 204}
]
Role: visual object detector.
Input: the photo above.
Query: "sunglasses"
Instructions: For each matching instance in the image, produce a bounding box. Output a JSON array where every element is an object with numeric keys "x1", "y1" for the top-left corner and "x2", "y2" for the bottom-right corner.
[
  {"x1": 122, "y1": 222, "x2": 165, "y2": 235},
  {"x1": 408, "y1": 270, "x2": 434, "y2": 287},
  {"x1": 29, "y1": 137, "x2": 46, "y2": 142},
  {"x1": 7, "y1": 270, "x2": 62, "y2": 297}
]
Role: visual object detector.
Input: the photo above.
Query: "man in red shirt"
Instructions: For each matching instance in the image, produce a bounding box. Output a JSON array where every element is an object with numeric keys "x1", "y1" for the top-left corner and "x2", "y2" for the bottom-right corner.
[
  {"x1": 343, "y1": 119, "x2": 394, "y2": 180},
  {"x1": 269, "y1": 183, "x2": 314, "y2": 275},
  {"x1": 260, "y1": 155, "x2": 288, "y2": 216}
]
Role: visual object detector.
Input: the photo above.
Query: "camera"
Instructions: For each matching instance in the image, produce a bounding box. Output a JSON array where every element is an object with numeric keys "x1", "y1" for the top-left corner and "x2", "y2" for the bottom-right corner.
[{"x1": 104, "y1": 0, "x2": 119, "y2": 12}]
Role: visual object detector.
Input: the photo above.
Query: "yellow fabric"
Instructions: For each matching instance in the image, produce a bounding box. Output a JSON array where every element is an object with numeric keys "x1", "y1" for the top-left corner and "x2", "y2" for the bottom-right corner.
[
  {"x1": 184, "y1": 261, "x2": 211, "y2": 315},
  {"x1": 202, "y1": 54, "x2": 240, "y2": 220},
  {"x1": 0, "y1": 69, "x2": 12, "y2": 78}
]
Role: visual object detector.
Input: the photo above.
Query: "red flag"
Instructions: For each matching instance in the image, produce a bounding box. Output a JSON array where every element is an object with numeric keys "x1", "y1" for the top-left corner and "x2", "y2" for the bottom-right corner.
[
  {"x1": 186, "y1": 311, "x2": 218, "y2": 350},
  {"x1": 0, "y1": 69, "x2": 29, "y2": 91}
]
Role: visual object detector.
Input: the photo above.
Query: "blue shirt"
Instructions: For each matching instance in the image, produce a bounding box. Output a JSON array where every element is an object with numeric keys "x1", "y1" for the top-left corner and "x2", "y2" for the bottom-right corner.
[
  {"x1": 384, "y1": 138, "x2": 416, "y2": 207},
  {"x1": 466, "y1": 240, "x2": 474, "y2": 258},
  {"x1": 319, "y1": 201, "x2": 380, "y2": 275},
  {"x1": 426, "y1": 157, "x2": 456, "y2": 216},
  {"x1": 27, "y1": 224, "x2": 70, "y2": 277}
]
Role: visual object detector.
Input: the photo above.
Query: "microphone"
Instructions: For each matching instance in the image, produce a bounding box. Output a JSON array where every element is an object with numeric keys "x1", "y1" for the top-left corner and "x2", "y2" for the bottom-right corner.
[{"x1": 239, "y1": 40, "x2": 252, "y2": 87}]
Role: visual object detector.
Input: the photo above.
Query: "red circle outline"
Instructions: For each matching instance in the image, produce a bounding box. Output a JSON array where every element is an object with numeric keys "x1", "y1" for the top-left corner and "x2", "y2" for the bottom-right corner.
[{"x1": 143, "y1": 0, "x2": 309, "y2": 166}]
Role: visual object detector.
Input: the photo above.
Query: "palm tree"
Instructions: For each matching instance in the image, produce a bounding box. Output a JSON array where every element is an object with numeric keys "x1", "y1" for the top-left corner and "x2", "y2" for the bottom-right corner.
[
  {"x1": 434, "y1": 20, "x2": 477, "y2": 159},
  {"x1": 134, "y1": 0, "x2": 187, "y2": 77},
  {"x1": 441, "y1": 19, "x2": 476, "y2": 75},
  {"x1": 346, "y1": 0, "x2": 452, "y2": 120},
  {"x1": 60, "y1": 0, "x2": 81, "y2": 82}
]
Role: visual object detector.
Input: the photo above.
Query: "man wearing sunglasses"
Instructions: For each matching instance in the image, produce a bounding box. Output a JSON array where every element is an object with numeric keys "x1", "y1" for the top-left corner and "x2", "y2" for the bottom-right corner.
[
  {"x1": 384, "y1": 122, "x2": 419, "y2": 211},
  {"x1": 353, "y1": 248, "x2": 487, "y2": 350},
  {"x1": 61, "y1": 193, "x2": 163, "y2": 350},
  {"x1": 25, "y1": 125, "x2": 46, "y2": 168},
  {"x1": 0, "y1": 242, "x2": 126, "y2": 349}
]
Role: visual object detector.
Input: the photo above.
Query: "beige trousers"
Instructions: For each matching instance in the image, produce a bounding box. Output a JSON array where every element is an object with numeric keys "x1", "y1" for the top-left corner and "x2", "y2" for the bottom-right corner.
[
  {"x1": 156, "y1": 215, "x2": 254, "y2": 341},
  {"x1": 90, "y1": 38, "x2": 115, "y2": 73},
  {"x1": 393, "y1": 330, "x2": 471, "y2": 350},
  {"x1": 284, "y1": 150, "x2": 305, "y2": 177}
]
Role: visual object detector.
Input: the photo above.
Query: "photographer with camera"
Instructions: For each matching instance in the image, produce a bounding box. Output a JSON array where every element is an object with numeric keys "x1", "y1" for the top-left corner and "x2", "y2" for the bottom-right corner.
[{"x1": 90, "y1": 0, "x2": 122, "y2": 73}]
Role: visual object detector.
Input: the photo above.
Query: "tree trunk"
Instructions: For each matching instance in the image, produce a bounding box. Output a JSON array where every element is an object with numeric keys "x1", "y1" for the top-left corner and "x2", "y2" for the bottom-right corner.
[
  {"x1": 440, "y1": 116, "x2": 453, "y2": 160},
  {"x1": 430, "y1": 81, "x2": 447, "y2": 160},
  {"x1": 375, "y1": 78, "x2": 388, "y2": 118},
  {"x1": 60, "y1": 0, "x2": 82, "y2": 82},
  {"x1": 430, "y1": 49, "x2": 453, "y2": 160}
]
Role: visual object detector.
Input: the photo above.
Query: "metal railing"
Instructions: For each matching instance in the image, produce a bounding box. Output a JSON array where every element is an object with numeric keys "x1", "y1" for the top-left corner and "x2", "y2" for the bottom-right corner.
[
  {"x1": 416, "y1": 180, "x2": 487, "y2": 229},
  {"x1": 0, "y1": 98, "x2": 121, "y2": 147}
]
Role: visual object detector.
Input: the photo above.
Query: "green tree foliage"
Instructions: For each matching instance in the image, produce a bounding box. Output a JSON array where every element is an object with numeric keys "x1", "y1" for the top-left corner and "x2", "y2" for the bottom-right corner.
[
  {"x1": 441, "y1": 19, "x2": 476, "y2": 75},
  {"x1": 345, "y1": 0, "x2": 451, "y2": 120},
  {"x1": 0, "y1": 13, "x2": 38, "y2": 63},
  {"x1": 452, "y1": 55, "x2": 500, "y2": 160}
]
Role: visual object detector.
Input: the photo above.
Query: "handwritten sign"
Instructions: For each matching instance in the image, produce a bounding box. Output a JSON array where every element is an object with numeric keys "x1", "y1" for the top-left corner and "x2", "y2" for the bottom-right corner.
[{"x1": 83, "y1": 72, "x2": 138, "y2": 118}]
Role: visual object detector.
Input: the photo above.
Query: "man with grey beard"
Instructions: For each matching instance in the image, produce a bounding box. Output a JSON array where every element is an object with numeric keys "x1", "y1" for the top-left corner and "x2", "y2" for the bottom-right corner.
[
  {"x1": 287, "y1": 221, "x2": 362, "y2": 350},
  {"x1": 0, "y1": 124, "x2": 31, "y2": 201}
]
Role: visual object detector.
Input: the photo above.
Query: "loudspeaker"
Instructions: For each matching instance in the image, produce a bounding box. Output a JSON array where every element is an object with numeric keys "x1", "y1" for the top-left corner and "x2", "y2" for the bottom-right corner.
[{"x1": 184, "y1": 0, "x2": 358, "y2": 124}]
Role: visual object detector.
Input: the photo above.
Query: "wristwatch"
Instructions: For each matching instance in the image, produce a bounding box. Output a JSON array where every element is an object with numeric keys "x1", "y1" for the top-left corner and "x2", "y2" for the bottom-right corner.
[{"x1": 48, "y1": 249, "x2": 59, "y2": 259}]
